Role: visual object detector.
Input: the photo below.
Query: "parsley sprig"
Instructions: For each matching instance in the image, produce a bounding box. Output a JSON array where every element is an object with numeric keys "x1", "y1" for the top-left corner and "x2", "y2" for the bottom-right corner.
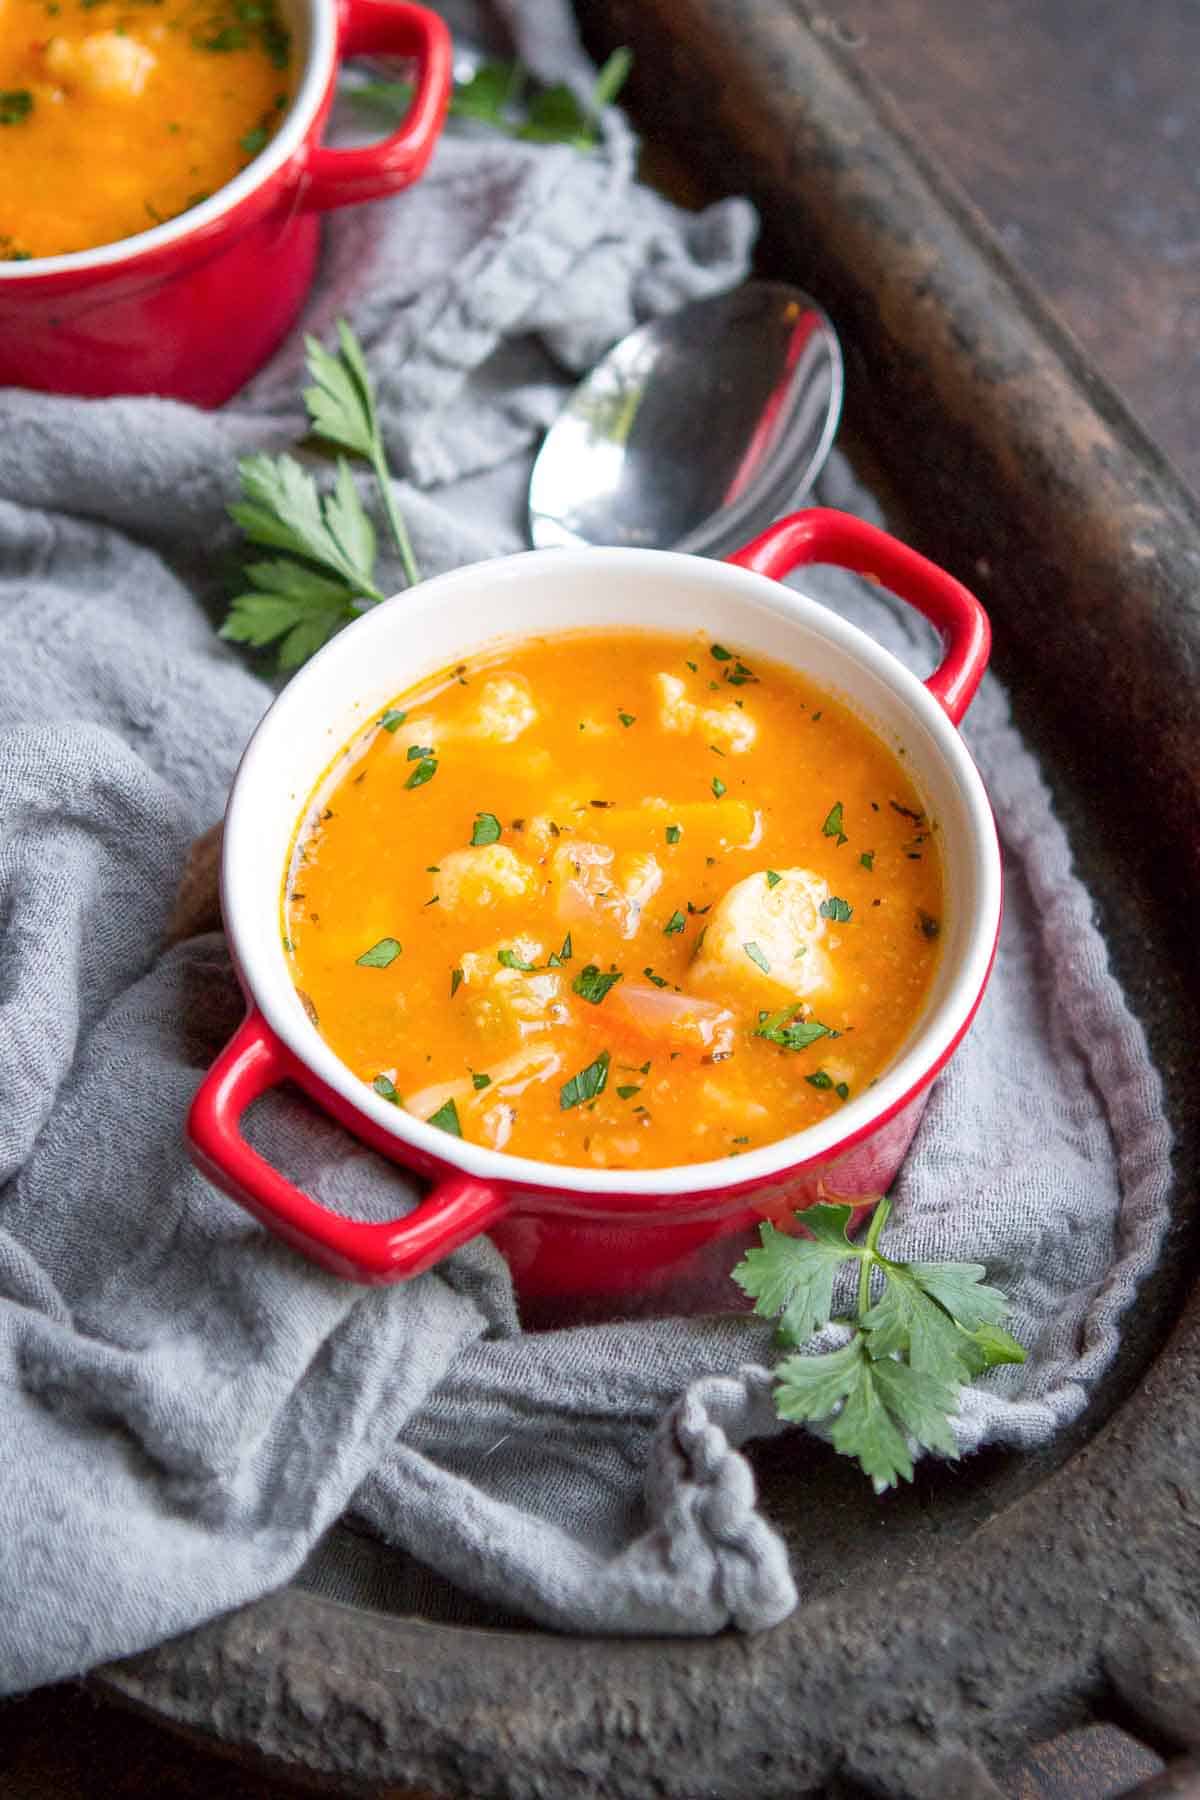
[
  {"x1": 220, "y1": 321, "x2": 417, "y2": 670},
  {"x1": 733, "y1": 1199, "x2": 1025, "y2": 1492},
  {"x1": 351, "y1": 48, "x2": 632, "y2": 151}
]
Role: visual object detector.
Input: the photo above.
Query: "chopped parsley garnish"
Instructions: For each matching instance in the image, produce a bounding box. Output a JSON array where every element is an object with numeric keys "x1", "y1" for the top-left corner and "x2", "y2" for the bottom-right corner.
[
  {"x1": 711, "y1": 776, "x2": 726, "y2": 799},
  {"x1": 0, "y1": 91, "x2": 34, "y2": 126},
  {"x1": 822, "y1": 801, "x2": 848, "y2": 845},
  {"x1": 470, "y1": 811, "x2": 502, "y2": 846},
  {"x1": 470, "y1": 1071, "x2": 491, "y2": 1091},
  {"x1": 686, "y1": 900, "x2": 710, "y2": 915},
  {"x1": 356, "y1": 937, "x2": 401, "y2": 967},
  {"x1": 917, "y1": 909, "x2": 941, "y2": 940},
  {"x1": 427, "y1": 1098, "x2": 462, "y2": 1136},
  {"x1": 765, "y1": 869, "x2": 782, "y2": 888},
  {"x1": 643, "y1": 967, "x2": 669, "y2": 988},
  {"x1": 835, "y1": 1082, "x2": 851, "y2": 1101},
  {"x1": 616, "y1": 1084, "x2": 641, "y2": 1100},
  {"x1": 743, "y1": 941, "x2": 770, "y2": 974},
  {"x1": 710, "y1": 644, "x2": 732, "y2": 661},
  {"x1": 860, "y1": 851, "x2": 875, "y2": 871},
  {"x1": 890, "y1": 800, "x2": 924, "y2": 822},
  {"x1": 560, "y1": 1049, "x2": 610, "y2": 1111},
  {"x1": 806, "y1": 1069, "x2": 834, "y2": 1090},
  {"x1": 572, "y1": 964, "x2": 623, "y2": 1004},
  {"x1": 498, "y1": 947, "x2": 537, "y2": 972},
  {"x1": 405, "y1": 756, "x2": 437, "y2": 789},
  {"x1": 450, "y1": 966, "x2": 464, "y2": 996},
  {"x1": 618, "y1": 711, "x2": 636, "y2": 727},
  {"x1": 663, "y1": 910, "x2": 686, "y2": 935},
  {"x1": 724, "y1": 660, "x2": 758, "y2": 688},
  {"x1": 820, "y1": 896, "x2": 853, "y2": 922},
  {"x1": 547, "y1": 932, "x2": 573, "y2": 967},
  {"x1": 373, "y1": 1074, "x2": 401, "y2": 1104},
  {"x1": 240, "y1": 125, "x2": 270, "y2": 157},
  {"x1": 754, "y1": 1004, "x2": 832, "y2": 1052},
  {"x1": 665, "y1": 824, "x2": 682, "y2": 844},
  {"x1": 406, "y1": 743, "x2": 434, "y2": 761}
]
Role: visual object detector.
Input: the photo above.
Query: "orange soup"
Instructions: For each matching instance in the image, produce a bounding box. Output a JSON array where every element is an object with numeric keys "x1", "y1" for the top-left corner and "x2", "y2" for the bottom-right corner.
[
  {"x1": 284, "y1": 631, "x2": 944, "y2": 1171},
  {"x1": 0, "y1": 0, "x2": 291, "y2": 260}
]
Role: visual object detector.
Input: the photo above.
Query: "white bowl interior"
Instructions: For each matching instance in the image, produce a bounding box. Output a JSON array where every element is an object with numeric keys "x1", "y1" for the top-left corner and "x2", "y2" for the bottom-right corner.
[{"x1": 223, "y1": 548, "x2": 1001, "y2": 1198}]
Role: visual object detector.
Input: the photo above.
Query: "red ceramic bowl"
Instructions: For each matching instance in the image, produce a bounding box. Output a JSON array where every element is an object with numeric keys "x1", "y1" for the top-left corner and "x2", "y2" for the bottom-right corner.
[
  {"x1": 0, "y1": 0, "x2": 451, "y2": 405},
  {"x1": 188, "y1": 510, "x2": 1002, "y2": 1309}
]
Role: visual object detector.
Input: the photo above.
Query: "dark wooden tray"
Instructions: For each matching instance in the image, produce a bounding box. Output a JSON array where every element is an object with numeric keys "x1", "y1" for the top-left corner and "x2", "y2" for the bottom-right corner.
[{"x1": 95, "y1": 5, "x2": 1200, "y2": 1794}]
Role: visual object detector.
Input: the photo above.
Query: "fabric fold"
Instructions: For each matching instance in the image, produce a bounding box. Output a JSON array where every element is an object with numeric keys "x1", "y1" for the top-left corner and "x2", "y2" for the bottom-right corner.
[{"x1": 0, "y1": 0, "x2": 1173, "y2": 1692}]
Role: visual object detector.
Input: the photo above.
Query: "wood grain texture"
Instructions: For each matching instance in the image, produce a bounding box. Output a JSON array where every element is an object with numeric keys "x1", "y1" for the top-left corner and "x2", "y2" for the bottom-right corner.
[{"x1": 828, "y1": 0, "x2": 1200, "y2": 497}]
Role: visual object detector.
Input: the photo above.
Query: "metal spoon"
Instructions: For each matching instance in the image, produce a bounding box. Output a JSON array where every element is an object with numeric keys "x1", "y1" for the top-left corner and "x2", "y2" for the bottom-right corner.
[{"x1": 528, "y1": 281, "x2": 843, "y2": 558}]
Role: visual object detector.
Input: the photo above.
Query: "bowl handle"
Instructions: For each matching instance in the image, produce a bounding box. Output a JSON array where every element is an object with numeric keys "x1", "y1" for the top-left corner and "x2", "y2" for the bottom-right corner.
[
  {"x1": 187, "y1": 1011, "x2": 509, "y2": 1284},
  {"x1": 301, "y1": 0, "x2": 452, "y2": 212},
  {"x1": 727, "y1": 507, "x2": 991, "y2": 725}
]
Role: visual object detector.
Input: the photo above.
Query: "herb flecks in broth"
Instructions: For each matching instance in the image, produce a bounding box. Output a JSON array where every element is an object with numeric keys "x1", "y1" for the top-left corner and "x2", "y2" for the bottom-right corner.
[
  {"x1": 0, "y1": 0, "x2": 291, "y2": 259},
  {"x1": 283, "y1": 631, "x2": 945, "y2": 1171}
]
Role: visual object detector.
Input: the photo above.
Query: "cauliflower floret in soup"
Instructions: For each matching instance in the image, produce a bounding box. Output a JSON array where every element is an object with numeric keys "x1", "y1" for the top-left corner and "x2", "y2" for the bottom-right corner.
[
  {"x1": 690, "y1": 867, "x2": 836, "y2": 1002},
  {"x1": 45, "y1": 32, "x2": 156, "y2": 97},
  {"x1": 437, "y1": 844, "x2": 535, "y2": 912}
]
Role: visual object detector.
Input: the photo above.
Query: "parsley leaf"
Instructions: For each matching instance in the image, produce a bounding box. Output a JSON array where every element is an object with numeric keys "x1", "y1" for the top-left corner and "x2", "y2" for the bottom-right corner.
[
  {"x1": 572, "y1": 964, "x2": 623, "y2": 1004},
  {"x1": 546, "y1": 932, "x2": 573, "y2": 967},
  {"x1": 470, "y1": 811, "x2": 502, "y2": 846},
  {"x1": 743, "y1": 941, "x2": 770, "y2": 974},
  {"x1": 351, "y1": 47, "x2": 631, "y2": 151},
  {"x1": 664, "y1": 910, "x2": 686, "y2": 935},
  {"x1": 665, "y1": 824, "x2": 682, "y2": 845},
  {"x1": 618, "y1": 711, "x2": 635, "y2": 727},
  {"x1": 498, "y1": 947, "x2": 537, "y2": 972},
  {"x1": 221, "y1": 322, "x2": 417, "y2": 671},
  {"x1": 303, "y1": 319, "x2": 419, "y2": 586},
  {"x1": 450, "y1": 967, "x2": 464, "y2": 997},
  {"x1": 712, "y1": 776, "x2": 727, "y2": 799},
  {"x1": 427, "y1": 1098, "x2": 462, "y2": 1137},
  {"x1": 765, "y1": 869, "x2": 782, "y2": 888},
  {"x1": 860, "y1": 851, "x2": 875, "y2": 871},
  {"x1": 643, "y1": 967, "x2": 668, "y2": 988},
  {"x1": 372, "y1": 1073, "x2": 401, "y2": 1104},
  {"x1": 356, "y1": 937, "x2": 401, "y2": 968},
  {"x1": 616, "y1": 1084, "x2": 641, "y2": 1100},
  {"x1": 471, "y1": 1071, "x2": 491, "y2": 1091},
  {"x1": 405, "y1": 757, "x2": 437, "y2": 790},
  {"x1": 0, "y1": 90, "x2": 34, "y2": 125},
  {"x1": 733, "y1": 1199, "x2": 1025, "y2": 1491},
  {"x1": 379, "y1": 708, "x2": 407, "y2": 732},
  {"x1": 822, "y1": 801, "x2": 848, "y2": 845},
  {"x1": 753, "y1": 1004, "x2": 831, "y2": 1052},
  {"x1": 560, "y1": 1049, "x2": 610, "y2": 1110},
  {"x1": 710, "y1": 643, "x2": 732, "y2": 661},
  {"x1": 820, "y1": 896, "x2": 853, "y2": 922}
]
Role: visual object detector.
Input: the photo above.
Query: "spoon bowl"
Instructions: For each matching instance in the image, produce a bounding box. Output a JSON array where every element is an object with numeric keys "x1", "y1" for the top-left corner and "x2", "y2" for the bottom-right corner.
[{"x1": 528, "y1": 281, "x2": 843, "y2": 557}]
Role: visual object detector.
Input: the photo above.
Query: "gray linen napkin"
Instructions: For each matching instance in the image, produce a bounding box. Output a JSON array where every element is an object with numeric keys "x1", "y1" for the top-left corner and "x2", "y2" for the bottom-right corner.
[{"x1": 0, "y1": 0, "x2": 1173, "y2": 1691}]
